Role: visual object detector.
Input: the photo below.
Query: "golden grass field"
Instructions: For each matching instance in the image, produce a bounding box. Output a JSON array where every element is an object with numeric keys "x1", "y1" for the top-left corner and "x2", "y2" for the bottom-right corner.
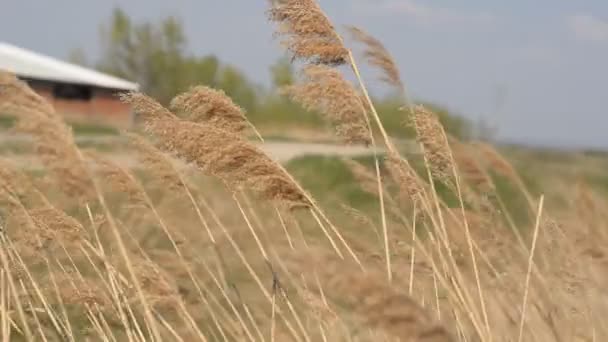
[{"x1": 1, "y1": 1, "x2": 608, "y2": 341}]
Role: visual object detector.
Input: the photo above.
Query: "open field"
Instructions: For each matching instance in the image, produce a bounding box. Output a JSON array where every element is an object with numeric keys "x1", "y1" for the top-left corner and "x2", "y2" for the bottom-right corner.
[{"x1": 2, "y1": 1, "x2": 608, "y2": 341}]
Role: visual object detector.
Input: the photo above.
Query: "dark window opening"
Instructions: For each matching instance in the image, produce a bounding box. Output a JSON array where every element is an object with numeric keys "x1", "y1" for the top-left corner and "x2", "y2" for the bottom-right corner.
[{"x1": 52, "y1": 84, "x2": 93, "y2": 101}]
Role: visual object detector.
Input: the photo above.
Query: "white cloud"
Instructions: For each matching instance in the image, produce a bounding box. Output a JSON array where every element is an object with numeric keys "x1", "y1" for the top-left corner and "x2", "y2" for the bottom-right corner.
[
  {"x1": 353, "y1": 0, "x2": 495, "y2": 27},
  {"x1": 568, "y1": 14, "x2": 608, "y2": 42}
]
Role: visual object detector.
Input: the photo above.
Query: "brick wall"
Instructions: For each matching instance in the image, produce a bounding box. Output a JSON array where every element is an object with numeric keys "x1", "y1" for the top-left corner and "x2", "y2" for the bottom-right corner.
[{"x1": 28, "y1": 81, "x2": 133, "y2": 128}]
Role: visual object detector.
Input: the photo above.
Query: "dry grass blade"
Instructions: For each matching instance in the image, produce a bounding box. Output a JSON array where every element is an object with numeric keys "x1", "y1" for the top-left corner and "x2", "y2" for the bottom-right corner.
[
  {"x1": 268, "y1": 0, "x2": 348, "y2": 65},
  {"x1": 123, "y1": 92, "x2": 310, "y2": 209},
  {"x1": 518, "y1": 195, "x2": 545, "y2": 342},
  {"x1": 347, "y1": 26, "x2": 404, "y2": 92},
  {"x1": 282, "y1": 65, "x2": 371, "y2": 145}
]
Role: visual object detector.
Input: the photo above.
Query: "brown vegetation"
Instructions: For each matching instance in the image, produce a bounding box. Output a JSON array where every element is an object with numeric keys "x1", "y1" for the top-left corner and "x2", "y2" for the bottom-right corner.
[{"x1": 0, "y1": 1, "x2": 607, "y2": 341}]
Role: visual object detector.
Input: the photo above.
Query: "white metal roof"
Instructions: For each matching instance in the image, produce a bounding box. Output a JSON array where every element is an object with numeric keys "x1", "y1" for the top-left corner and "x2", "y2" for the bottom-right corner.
[{"x1": 0, "y1": 42, "x2": 139, "y2": 91}]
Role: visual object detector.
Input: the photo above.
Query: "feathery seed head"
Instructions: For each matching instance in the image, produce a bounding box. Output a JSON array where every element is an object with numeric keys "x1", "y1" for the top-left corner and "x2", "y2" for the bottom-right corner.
[
  {"x1": 285, "y1": 248, "x2": 454, "y2": 341},
  {"x1": 348, "y1": 26, "x2": 404, "y2": 91},
  {"x1": 343, "y1": 158, "x2": 378, "y2": 196},
  {"x1": 474, "y1": 142, "x2": 519, "y2": 181},
  {"x1": 127, "y1": 133, "x2": 185, "y2": 191},
  {"x1": 451, "y1": 141, "x2": 495, "y2": 195},
  {"x1": 121, "y1": 91, "x2": 176, "y2": 122},
  {"x1": 170, "y1": 86, "x2": 250, "y2": 134},
  {"x1": 411, "y1": 105, "x2": 453, "y2": 184},
  {"x1": 0, "y1": 71, "x2": 54, "y2": 116},
  {"x1": 131, "y1": 257, "x2": 181, "y2": 309},
  {"x1": 0, "y1": 158, "x2": 44, "y2": 205},
  {"x1": 6, "y1": 204, "x2": 85, "y2": 251},
  {"x1": 1, "y1": 72, "x2": 95, "y2": 200},
  {"x1": 88, "y1": 151, "x2": 148, "y2": 207},
  {"x1": 268, "y1": 0, "x2": 348, "y2": 65},
  {"x1": 155, "y1": 119, "x2": 310, "y2": 209},
  {"x1": 124, "y1": 93, "x2": 311, "y2": 209},
  {"x1": 48, "y1": 273, "x2": 110, "y2": 308},
  {"x1": 384, "y1": 151, "x2": 423, "y2": 202},
  {"x1": 30, "y1": 206, "x2": 85, "y2": 244},
  {"x1": 282, "y1": 65, "x2": 371, "y2": 145}
]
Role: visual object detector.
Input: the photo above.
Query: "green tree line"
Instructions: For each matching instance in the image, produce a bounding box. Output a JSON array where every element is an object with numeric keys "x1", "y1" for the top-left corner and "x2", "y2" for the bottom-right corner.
[{"x1": 71, "y1": 8, "x2": 473, "y2": 140}]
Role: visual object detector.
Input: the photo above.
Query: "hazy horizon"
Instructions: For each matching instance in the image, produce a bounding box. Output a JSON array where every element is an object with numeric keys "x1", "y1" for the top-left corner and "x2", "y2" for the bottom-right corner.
[{"x1": 3, "y1": 0, "x2": 608, "y2": 149}]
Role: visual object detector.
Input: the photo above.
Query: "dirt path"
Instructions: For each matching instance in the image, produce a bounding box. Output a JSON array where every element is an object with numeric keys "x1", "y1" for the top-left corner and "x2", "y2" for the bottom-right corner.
[{"x1": 2, "y1": 140, "x2": 386, "y2": 170}]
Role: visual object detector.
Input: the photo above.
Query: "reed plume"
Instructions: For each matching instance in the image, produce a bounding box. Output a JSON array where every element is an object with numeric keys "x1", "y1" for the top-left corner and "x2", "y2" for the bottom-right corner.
[
  {"x1": 126, "y1": 133, "x2": 185, "y2": 192},
  {"x1": 122, "y1": 92, "x2": 310, "y2": 209},
  {"x1": 268, "y1": 0, "x2": 347, "y2": 65},
  {"x1": 343, "y1": 158, "x2": 378, "y2": 196},
  {"x1": 4, "y1": 199, "x2": 84, "y2": 253},
  {"x1": 130, "y1": 257, "x2": 180, "y2": 309},
  {"x1": 475, "y1": 143, "x2": 519, "y2": 182},
  {"x1": 282, "y1": 65, "x2": 371, "y2": 145},
  {"x1": 285, "y1": 248, "x2": 454, "y2": 341},
  {"x1": 0, "y1": 71, "x2": 54, "y2": 115},
  {"x1": 384, "y1": 151, "x2": 424, "y2": 203},
  {"x1": 0, "y1": 157, "x2": 46, "y2": 206},
  {"x1": 87, "y1": 151, "x2": 148, "y2": 208},
  {"x1": 450, "y1": 140, "x2": 497, "y2": 216},
  {"x1": 45, "y1": 272, "x2": 110, "y2": 309},
  {"x1": 0, "y1": 72, "x2": 95, "y2": 200},
  {"x1": 451, "y1": 141, "x2": 494, "y2": 193},
  {"x1": 29, "y1": 206, "x2": 84, "y2": 243},
  {"x1": 411, "y1": 105, "x2": 453, "y2": 184},
  {"x1": 348, "y1": 26, "x2": 404, "y2": 92},
  {"x1": 170, "y1": 86, "x2": 250, "y2": 134}
]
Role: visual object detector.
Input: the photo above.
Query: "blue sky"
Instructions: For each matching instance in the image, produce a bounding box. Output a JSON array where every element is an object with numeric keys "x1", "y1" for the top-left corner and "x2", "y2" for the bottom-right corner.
[{"x1": 3, "y1": 0, "x2": 608, "y2": 149}]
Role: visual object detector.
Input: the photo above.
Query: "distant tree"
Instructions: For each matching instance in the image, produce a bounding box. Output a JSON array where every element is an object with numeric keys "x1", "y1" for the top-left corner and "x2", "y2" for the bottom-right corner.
[
  {"x1": 270, "y1": 56, "x2": 295, "y2": 88},
  {"x1": 88, "y1": 7, "x2": 473, "y2": 138},
  {"x1": 67, "y1": 47, "x2": 88, "y2": 67},
  {"x1": 97, "y1": 9, "x2": 183, "y2": 103},
  {"x1": 96, "y1": 8, "x2": 245, "y2": 106},
  {"x1": 184, "y1": 55, "x2": 220, "y2": 87},
  {"x1": 217, "y1": 65, "x2": 259, "y2": 112}
]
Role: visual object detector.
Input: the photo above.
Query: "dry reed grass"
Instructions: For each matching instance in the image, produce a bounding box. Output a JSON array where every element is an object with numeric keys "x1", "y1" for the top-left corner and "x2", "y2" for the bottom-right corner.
[
  {"x1": 123, "y1": 92, "x2": 310, "y2": 209},
  {"x1": 348, "y1": 26, "x2": 404, "y2": 92},
  {"x1": 282, "y1": 65, "x2": 371, "y2": 145},
  {"x1": 411, "y1": 105, "x2": 454, "y2": 185},
  {"x1": 0, "y1": 72, "x2": 95, "y2": 201},
  {"x1": 170, "y1": 85, "x2": 250, "y2": 134},
  {"x1": 268, "y1": 0, "x2": 348, "y2": 65},
  {"x1": 0, "y1": 2, "x2": 607, "y2": 341},
  {"x1": 283, "y1": 248, "x2": 454, "y2": 342}
]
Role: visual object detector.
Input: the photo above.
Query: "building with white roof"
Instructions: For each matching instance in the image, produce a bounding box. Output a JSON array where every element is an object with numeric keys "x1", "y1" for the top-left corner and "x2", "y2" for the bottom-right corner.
[{"x1": 0, "y1": 42, "x2": 139, "y2": 127}]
